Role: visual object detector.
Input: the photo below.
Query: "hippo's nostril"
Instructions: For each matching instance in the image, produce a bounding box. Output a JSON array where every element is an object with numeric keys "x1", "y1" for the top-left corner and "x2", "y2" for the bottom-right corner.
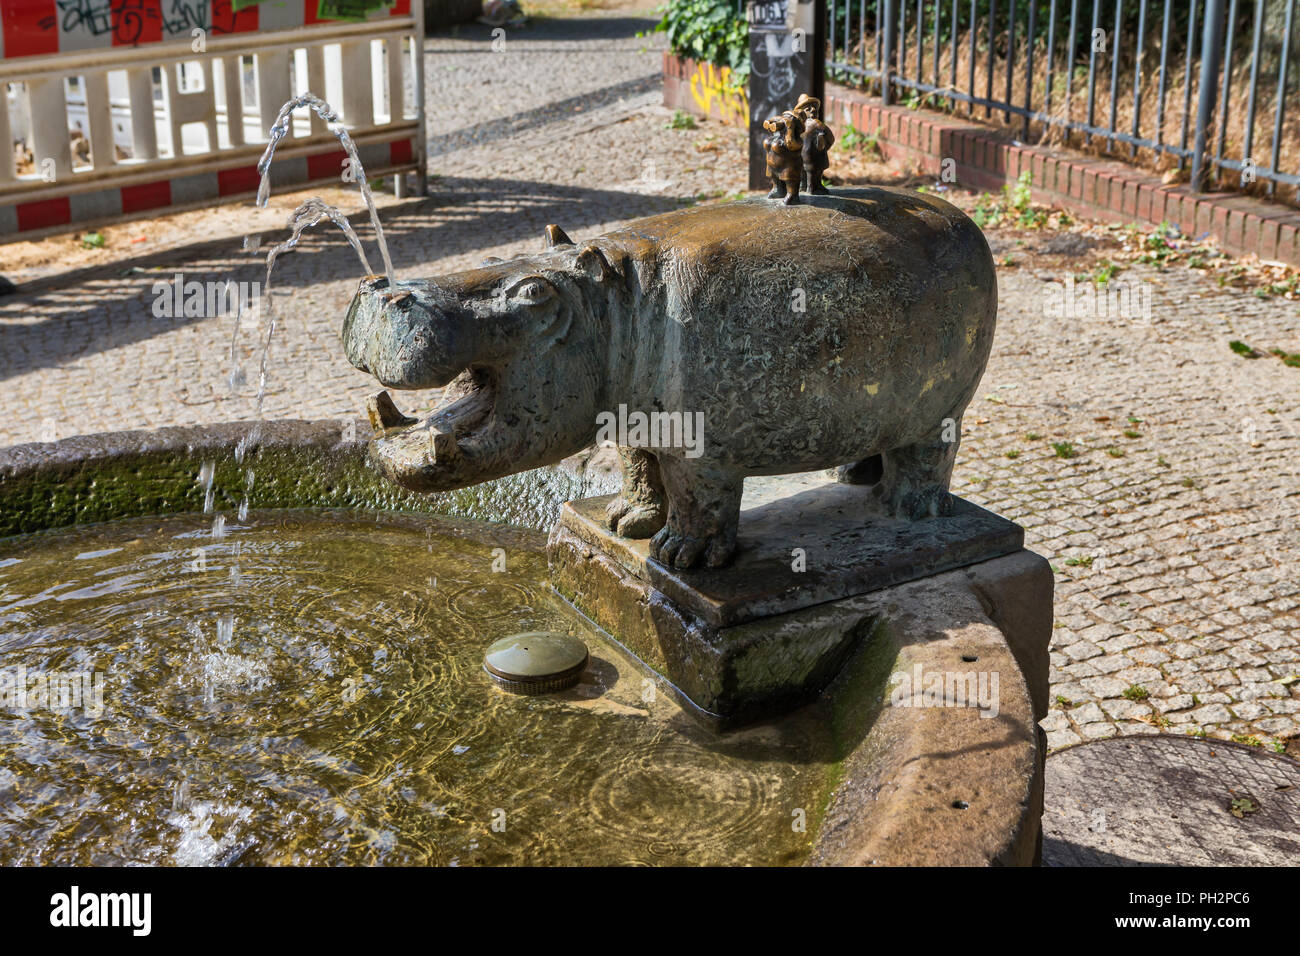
[{"x1": 361, "y1": 274, "x2": 389, "y2": 291}]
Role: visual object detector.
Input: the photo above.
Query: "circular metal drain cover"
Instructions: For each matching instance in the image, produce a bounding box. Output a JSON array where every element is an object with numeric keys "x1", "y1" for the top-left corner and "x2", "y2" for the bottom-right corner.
[
  {"x1": 1043, "y1": 735, "x2": 1300, "y2": 866},
  {"x1": 483, "y1": 632, "x2": 589, "y2": 695}
]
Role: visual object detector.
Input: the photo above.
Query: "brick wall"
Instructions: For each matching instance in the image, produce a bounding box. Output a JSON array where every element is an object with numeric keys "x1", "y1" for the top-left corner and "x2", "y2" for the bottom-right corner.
[
  {"x1": 824, "y1": 84, "x2": 1300, "y2": 268},
  {"x1": 662, "y1": 53, "x2": 748, "y2": 127}
]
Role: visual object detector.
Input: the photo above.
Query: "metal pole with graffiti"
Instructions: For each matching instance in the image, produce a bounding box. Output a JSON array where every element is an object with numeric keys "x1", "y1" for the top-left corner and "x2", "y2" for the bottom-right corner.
[{"x1": 746, "y1": 0, "x2": 823, "y2": 190}]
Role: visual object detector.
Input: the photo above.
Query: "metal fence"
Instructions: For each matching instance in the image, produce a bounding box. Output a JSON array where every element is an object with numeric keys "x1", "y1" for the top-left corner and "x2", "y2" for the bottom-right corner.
[{"x1": 826, "y1": 0, "x2": 1300, "y2": 197}]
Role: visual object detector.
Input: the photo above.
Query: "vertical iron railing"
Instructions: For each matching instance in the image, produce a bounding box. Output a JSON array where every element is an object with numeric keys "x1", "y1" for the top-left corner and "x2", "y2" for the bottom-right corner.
[{"x1": 824, "y1": 0, "x2": 1300, "y2": 196}]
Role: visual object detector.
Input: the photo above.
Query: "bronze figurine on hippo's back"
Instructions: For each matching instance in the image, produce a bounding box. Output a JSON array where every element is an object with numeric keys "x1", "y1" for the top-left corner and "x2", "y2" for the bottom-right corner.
[
  {"x1": 763, "y1": 110, "x2": 805, "y2": 205},
  {"x1": 793, "y1": 93, "x2": 835, "y2": 195}
]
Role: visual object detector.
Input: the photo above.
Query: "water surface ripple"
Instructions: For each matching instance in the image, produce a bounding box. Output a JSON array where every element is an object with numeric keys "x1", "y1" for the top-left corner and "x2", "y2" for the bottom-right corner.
[{"x1": 0, "y1": 511, "x2": 833, "y2": 866}]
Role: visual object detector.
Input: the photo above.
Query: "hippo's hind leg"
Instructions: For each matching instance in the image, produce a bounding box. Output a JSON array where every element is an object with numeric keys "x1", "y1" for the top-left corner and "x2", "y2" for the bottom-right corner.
[
  {"x1": 604, "y1": 447, "x2": 667, "y2": 539},
  {"x1": 879, "y1": 418, "x2": 961, "y2": 519},
  {"x1": 649, "y1": 458, "x2": 743, "y2": 570}
]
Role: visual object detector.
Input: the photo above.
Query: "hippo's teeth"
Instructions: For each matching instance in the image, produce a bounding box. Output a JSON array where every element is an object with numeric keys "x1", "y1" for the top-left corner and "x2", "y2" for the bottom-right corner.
[
  {"x1": 428, "y1": 425, "x2": 459, "y2": 464},
  {"x1": 367, "y1": 390, "x2": 417, "y2": 436}
]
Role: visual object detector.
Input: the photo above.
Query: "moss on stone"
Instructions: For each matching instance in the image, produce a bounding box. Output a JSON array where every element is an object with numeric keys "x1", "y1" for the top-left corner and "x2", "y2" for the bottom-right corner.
[{"x1": 0, "y1": 422, "x2": 614, "y2": 539}]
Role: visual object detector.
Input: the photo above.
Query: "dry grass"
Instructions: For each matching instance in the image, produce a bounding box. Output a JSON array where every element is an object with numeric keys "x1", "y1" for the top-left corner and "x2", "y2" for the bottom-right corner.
[{"x1": 836, "y1": 26, "x2": 1300, "y2": 206}]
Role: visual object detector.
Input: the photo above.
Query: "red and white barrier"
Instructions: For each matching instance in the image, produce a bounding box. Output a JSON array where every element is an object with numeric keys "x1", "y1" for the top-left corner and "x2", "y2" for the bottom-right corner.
[{"x1": 0, "y1": 0, "x2": 425, "y2": 240}]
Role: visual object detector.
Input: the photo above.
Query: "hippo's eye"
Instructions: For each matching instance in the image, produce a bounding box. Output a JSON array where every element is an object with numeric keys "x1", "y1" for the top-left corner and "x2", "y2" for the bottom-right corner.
[{"x1": 504, "y1": 276, "x2": 555, "y2": 305}]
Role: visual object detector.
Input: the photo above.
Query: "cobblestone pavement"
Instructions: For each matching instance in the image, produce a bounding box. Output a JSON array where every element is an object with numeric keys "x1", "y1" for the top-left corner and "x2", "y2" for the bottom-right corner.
[
  {"x1": 0, "y1": 12, "x2": 1296, "y2": 749},
  {"x1": 969, "y1": 249, "x2": 1299, "y2": 751}
]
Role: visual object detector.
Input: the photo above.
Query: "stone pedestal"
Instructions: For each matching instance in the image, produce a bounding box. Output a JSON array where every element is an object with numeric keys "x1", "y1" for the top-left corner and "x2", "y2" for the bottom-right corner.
[
  {"x1": 547, "y1": 480, "x2": 1055, "y2": 864},
  {"x1": 547, "y1": 482, "x2": 1028, "y2": 724}
]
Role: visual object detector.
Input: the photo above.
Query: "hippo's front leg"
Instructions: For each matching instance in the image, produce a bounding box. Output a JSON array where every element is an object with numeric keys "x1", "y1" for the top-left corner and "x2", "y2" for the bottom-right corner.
[
  {"x1": 649, "y1": 458, "x2": 743, "y2": 570},
  {"x1": 604, "y1": 447, "x2": 667, "y2": 538}
]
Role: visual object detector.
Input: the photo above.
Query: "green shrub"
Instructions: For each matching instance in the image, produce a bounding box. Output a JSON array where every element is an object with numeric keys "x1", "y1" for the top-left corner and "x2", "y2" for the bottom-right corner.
[{"x1": 650, "y1": 0, "x2": 750, "y2": 88}]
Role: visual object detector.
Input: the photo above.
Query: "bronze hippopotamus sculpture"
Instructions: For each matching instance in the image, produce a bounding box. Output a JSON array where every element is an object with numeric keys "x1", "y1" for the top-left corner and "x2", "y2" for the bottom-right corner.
[{"x1": 341, "y1": 187, "x2": 997, "y2": 569}]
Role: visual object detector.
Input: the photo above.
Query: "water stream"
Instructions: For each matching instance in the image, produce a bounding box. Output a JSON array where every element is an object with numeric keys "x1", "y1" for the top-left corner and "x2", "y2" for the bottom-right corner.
[
  {"x1": 256, "y1": 92, "x2": 396, "y2": 285},
  {"x1": 224, "y1": 94, "x2": 398, "y2": 599}
]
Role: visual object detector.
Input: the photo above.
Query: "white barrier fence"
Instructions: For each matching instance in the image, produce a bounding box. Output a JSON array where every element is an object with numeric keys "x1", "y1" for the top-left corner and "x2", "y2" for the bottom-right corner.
[{"x1": 0, "y1": 0, "x2": 425, "y2": 241}]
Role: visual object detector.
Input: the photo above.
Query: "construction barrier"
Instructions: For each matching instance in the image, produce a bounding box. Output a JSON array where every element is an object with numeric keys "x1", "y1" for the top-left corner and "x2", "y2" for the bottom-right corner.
[{"x1": 0, "y1": 0, "x2": 426, "y2": 241}]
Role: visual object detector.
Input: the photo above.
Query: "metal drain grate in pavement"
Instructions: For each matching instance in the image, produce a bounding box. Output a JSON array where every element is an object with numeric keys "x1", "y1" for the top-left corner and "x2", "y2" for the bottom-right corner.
[{"x1": 1043, "y1": 734, "x2": 1300, "y2": 866}]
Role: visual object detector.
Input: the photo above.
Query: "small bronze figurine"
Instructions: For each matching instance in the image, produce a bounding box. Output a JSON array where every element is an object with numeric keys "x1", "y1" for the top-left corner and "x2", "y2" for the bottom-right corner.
[
  {"x1": 763, "y1": 110, "x2": 805, "y2": 205},
  {"x1": 793, "y1": 94, "x2": 834, "y2": 195}
]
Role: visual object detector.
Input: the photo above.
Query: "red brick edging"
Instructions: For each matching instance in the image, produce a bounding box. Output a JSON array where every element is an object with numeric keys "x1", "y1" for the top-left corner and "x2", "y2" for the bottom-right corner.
[{"x1": 824, "y1": 83, "x2": 1300, "y2": 268}]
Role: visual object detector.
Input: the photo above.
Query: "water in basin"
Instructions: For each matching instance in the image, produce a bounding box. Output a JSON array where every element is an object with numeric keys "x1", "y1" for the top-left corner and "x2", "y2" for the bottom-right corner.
[{"x1": 0, "y1": 510, "x2": 838, "y2": 865}]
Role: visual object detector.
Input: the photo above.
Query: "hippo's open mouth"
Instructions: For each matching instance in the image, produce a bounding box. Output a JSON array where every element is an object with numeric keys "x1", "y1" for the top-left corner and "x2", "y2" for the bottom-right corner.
[
  {"x1": 365, "y1": 365, "x2": 501, "y2": 490},
  {"x1": 426, "y1": 365, "x2": 498, "y2": 449}
]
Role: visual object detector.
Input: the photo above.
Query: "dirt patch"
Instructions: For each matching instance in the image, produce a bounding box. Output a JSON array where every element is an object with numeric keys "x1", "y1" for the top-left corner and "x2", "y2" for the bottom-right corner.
[{"x1": 826, "y1": 139, "x2": 1300, "y2": 299}]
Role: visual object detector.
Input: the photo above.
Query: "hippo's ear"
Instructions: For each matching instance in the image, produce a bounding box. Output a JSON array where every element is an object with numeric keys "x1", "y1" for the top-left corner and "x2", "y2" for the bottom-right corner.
[
  {"x1": 575, "y1": 245, "x2": 613, "y2": 282},
  {"x1": 544, "y1": 224, "x2": 574, "y2": 248}
]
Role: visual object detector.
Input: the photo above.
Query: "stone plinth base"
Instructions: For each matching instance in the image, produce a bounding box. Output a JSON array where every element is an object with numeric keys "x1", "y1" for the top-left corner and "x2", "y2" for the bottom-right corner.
[
  {"x1": 547, "y1": 483, "x2": 1026, "y2": 724},
  {"x1": 548, "y1": 482, "x2": 1054, "y2": 864}
]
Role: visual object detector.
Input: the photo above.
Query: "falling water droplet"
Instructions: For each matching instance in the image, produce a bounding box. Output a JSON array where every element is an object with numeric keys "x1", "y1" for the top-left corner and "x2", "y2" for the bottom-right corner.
[
  {"x1": 212, "y1": 515, "x2": 226, "y2": 539},
  {"x1": 199, "y1": 461, "x2": 215, "y2": 514}
]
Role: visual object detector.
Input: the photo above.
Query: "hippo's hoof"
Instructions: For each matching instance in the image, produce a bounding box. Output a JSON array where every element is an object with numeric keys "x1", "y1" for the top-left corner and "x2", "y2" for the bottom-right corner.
[
  {"x1": 649, "y1": 526, "x2": 736, "y2": 570},
  {"x1": 603, "y1": 497, "x2": 666, "y2": 539},
  {"x1": 887, "y1": 486, "x2": 955, "y2": 521}
]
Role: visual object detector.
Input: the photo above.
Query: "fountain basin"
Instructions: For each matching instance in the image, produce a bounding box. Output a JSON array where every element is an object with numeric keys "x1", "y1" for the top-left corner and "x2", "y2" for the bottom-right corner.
[{"x1": 0, "y1": 421, "x2": 1048, "y2": 865}]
